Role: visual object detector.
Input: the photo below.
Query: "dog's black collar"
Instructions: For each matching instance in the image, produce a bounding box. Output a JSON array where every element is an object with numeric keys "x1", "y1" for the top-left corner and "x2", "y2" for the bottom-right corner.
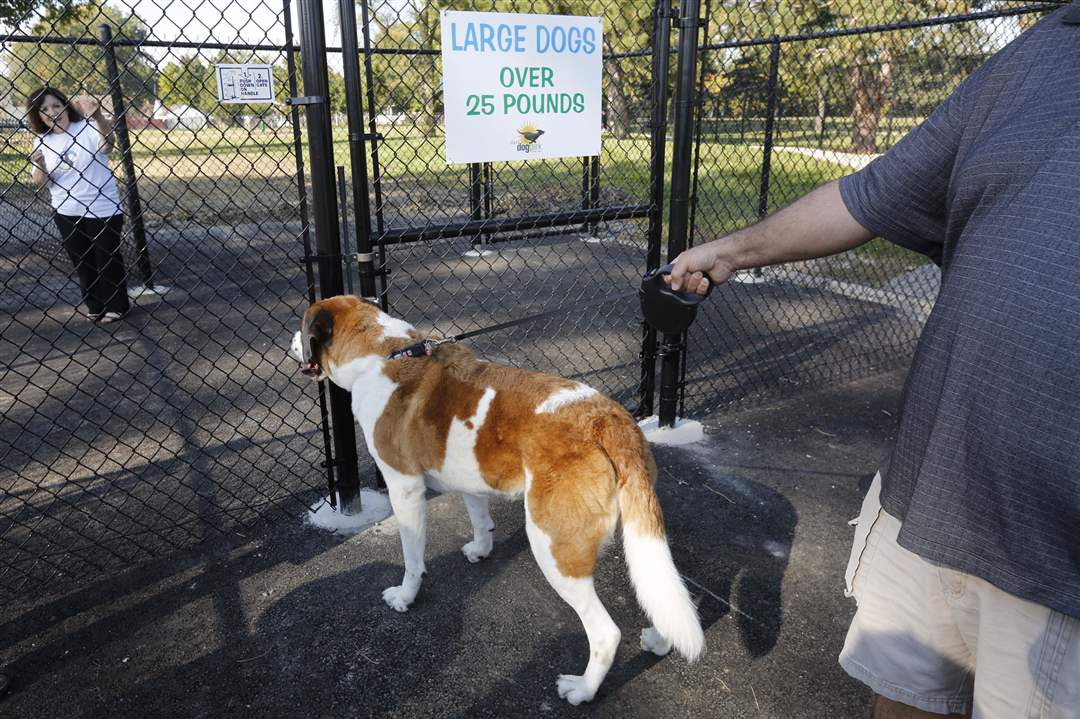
[{"x1": 388, "y1": 339, "x2": 448, "y2": 360}]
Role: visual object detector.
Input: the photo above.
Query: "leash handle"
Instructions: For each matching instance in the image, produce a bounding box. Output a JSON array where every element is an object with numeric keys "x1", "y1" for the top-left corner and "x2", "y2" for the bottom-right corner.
[{"x1": 645, "y1": 262, "x2": 713, "y2": 304}]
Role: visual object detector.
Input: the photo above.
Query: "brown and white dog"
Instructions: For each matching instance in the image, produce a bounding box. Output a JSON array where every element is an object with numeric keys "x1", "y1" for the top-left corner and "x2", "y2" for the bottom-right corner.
[{"x1": 290, "y1": 295, "x2": 703, "y2": 704}]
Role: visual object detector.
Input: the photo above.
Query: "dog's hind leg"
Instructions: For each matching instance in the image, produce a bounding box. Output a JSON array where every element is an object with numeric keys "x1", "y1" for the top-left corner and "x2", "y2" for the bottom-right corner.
[
  {"x1": 525, "y1": 517, "x2": 620, "y2": 705},
  {"x1": 523, "y1": 460, "x2": 621, "y2": 706},
  {"x1": 461, "y1": 494, "x2": 494, "y2": 563},
  {"x1": 383, "y1": 472, "x2": 427, "y2": 612}
]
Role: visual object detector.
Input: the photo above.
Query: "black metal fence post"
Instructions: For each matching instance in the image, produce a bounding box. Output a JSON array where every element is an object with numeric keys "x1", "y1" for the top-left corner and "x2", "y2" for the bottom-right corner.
[
  {"x1": 638, "y1": 0, "x2": 674, "y2": 419},
  {"x1": 758, "y1": 40, "x2": 781, "y2": 222},
  {"x1": 580, "y1": 156, "x2": 591, "y2": 233},
  {"x1": 680, "y1": 0, "x2": 712, "y2": 420},
  {"x1": 589, "y1": 155, "x2": 600, "y2": 236},
  {"x1": 339, "y1": 0, "x2": 387, "y2": 491},
  {"x1": 99, "y1": 24, "x2": 153, "y2": 289},
  {"x1": 338, "y1": 0, "x2": 378, "y2": 302},
  {"x1": 749, "y1": 40, "x2": 781, "y2": 281},
  {"x1": 297, "y1": 0, "x2": 362, "y2": 514},
  {"x1": 358, "y1": 0, "x2": 390, "y2": 310},
  {"x1": 469, "y1": 162, "x2": 485, "y2": 249},
  {"x1": 283, "y1": 0, "x2": 337, "y2": 503},
  {"x1": 337, "y1": 166, "x2": 355, "y2": 294},
  {"x1": 657, "y1": 0, "x2": 701, "y2": 428}
]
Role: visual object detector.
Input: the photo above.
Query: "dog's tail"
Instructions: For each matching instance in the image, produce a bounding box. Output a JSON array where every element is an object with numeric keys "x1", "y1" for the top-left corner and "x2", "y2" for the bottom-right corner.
[{"x1": 598, "y1": 415, "x2": 704, "y2": 662}]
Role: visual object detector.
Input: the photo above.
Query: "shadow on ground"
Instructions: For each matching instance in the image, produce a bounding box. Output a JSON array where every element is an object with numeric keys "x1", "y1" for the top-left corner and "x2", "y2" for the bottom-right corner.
[{"x1": 0, "y1": 369, "x2": 903, "y2": 718}]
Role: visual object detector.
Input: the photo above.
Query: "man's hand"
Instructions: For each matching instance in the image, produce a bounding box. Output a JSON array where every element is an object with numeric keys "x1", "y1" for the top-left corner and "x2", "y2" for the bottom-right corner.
[
  {"x1": 666, "y1": 242, "x2": 735, "y2": 294},
  {"x1": 75, "y1": 96, "x2": 103, "y2": 118}
]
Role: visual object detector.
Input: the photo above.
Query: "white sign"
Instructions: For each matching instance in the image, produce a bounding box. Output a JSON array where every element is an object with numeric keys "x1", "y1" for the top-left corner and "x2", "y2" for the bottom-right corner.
[
  {"x1": 440, "y1": 11, "x2": 602, "y2": 164},
  {"x1": 215, "y1": 64, "x2": 275, "y2": 104}
]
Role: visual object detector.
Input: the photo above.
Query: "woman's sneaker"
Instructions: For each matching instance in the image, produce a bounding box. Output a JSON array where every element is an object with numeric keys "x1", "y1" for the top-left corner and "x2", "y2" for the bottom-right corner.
[{"x1": 98, "y1": 311, "x2": 126, "y2": 324}]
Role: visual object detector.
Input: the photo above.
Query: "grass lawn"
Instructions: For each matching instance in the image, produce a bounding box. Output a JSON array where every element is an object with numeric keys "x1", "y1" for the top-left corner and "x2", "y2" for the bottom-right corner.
[{"x1": 1, "y1": 123, "x2": 926, "y2": 282}]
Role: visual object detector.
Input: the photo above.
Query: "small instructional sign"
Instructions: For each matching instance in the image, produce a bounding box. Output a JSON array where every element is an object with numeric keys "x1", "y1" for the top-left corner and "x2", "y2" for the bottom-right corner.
[
  {"x1": 440, "y1": 10, "x2": 602, "y2": 164},
  {"x1": 215, "y1": 64, "x2": 275, "y2": 104}
]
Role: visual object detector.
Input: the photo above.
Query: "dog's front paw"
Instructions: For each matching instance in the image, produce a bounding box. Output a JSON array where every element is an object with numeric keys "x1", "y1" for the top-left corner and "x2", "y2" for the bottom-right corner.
[
  {"x1": 640, "y1": 626, "x2": 673, "y2": 656},
  {"x1": 556, "y1": 674, "x2": 596, "y2": 705},
  {"x1": 461, "y1": 538, "x2": 493, "y2": 563},
  {"x1": 382, "y1": 585, "x2": 415, "y2": 612}
]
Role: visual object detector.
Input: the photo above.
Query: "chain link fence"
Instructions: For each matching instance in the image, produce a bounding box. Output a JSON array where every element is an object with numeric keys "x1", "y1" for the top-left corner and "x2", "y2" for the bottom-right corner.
[
  {"x1": 1, "y1": 0, "x2": 332, "y2": 600},
  {"x1": 0, "y1": 0, "x2": 1066, "y2": 601},
  {"x1": 341, "y1": 0, "x2": 660, "y2": 410},
  {"x1": 678, "y1": 0, "x2": 1063, "y2": 415}
]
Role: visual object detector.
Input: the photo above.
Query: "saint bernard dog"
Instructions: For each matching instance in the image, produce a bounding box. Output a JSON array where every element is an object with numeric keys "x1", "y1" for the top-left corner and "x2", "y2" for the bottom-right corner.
[{"x1": 291, "y1": 295, "x2": 703, "y2": 704}]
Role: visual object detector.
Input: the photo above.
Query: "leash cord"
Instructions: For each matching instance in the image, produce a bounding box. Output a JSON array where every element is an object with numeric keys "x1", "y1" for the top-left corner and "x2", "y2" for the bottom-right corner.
[{"x1": 389, "y1": 288, "x2": 639, "y2": 359}]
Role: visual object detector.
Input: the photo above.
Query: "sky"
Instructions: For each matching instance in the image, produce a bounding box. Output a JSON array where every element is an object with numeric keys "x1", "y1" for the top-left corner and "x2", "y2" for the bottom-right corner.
[{"x1": 125, "y1": 0, "x2": 343, "y2": 69}]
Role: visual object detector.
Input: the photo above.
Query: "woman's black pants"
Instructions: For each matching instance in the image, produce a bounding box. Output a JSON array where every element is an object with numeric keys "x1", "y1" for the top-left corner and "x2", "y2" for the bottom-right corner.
[{"x1": 54, "y1": 213, "x2": 130, "y2": 316}]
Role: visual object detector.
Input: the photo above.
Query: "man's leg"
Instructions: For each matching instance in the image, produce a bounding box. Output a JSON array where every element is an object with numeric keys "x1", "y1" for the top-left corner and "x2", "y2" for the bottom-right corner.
[
  {"x1": 955, "y1": 569, "x2": 1080, "y2": 719},
  {"x1": 872, "y1": 696, "x2": 969, "y2": 719},
  {"x1": 840, "y1": 475, "x2": 975, "y2": 716}
]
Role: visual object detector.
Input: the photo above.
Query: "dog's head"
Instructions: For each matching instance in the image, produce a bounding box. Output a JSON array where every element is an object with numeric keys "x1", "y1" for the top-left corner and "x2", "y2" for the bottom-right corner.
[{"x1": 290, "y1": 295, "x2": 417, "y2": 385}]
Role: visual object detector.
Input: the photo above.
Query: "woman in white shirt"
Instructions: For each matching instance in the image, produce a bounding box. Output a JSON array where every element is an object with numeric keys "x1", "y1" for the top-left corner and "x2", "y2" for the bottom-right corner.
[{"x1": 28, "y1": 86, "x2": 130, "y2": 323}]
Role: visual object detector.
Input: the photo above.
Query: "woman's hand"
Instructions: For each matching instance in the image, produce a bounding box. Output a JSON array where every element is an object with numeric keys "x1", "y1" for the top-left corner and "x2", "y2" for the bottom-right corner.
[
  {"x1": 30, "y1": 149, "x2": 50, "y2": 188},
  {"x1": 78, "y1": 96, "x2": 116, "y2": 153},
  {"x1": 76, "y1": 96, "x2": 103, "y2": 118}
]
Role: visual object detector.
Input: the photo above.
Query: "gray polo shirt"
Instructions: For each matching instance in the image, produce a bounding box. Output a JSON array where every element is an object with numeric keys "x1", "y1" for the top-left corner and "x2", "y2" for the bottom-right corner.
[{"x1": 839, "y1": 3, "x2": 1080, "y2": 617}]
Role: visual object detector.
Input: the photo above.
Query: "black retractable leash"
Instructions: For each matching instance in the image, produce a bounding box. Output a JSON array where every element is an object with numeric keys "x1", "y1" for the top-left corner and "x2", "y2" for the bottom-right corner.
[
  {"x1": 387, "y1": 263, "x2": 712, "y2": 360},
  {"x1": 388, "y1": 287, "x2": 639, "y2": 360},
  {"x1": 638, "y1": 262, "x2": 713, "y2": 334}
]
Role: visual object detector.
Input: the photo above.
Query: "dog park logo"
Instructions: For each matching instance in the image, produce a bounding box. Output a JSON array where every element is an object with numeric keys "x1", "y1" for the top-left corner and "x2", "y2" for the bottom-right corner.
[{"x1": 514, "y1": 123, "x2": 545, "y2": 154}]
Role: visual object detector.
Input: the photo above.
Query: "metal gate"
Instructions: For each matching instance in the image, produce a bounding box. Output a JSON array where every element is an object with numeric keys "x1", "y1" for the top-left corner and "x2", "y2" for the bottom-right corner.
[{"x1": 292, "y1": 0, "x2": 680, "y2": 510}]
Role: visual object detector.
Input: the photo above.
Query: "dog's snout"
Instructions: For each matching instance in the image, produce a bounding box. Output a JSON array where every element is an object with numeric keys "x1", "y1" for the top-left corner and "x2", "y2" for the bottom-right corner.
[{"x1": 290, "y1": 331, "x2": 304, "y2": 362}]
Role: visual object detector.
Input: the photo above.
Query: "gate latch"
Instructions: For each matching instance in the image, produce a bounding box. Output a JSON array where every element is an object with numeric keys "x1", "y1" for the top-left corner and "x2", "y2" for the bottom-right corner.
[{"x1": 287, "y1": 96, "x2": 325, "y2": 106}]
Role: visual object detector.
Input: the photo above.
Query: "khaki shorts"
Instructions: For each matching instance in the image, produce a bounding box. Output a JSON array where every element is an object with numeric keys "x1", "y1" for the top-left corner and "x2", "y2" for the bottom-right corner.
[{"x1": 840, "y1": 474, "x2": 1080, "y2": 718}]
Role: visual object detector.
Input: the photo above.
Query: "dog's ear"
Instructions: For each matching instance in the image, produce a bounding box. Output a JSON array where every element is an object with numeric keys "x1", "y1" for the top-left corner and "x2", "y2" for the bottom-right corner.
[
  {"x1": 309, "y1": 308, "x2": 333, "y2": 344},
  {"x1": 305, "y1": 308, "x2": 334, "y2": 363}
]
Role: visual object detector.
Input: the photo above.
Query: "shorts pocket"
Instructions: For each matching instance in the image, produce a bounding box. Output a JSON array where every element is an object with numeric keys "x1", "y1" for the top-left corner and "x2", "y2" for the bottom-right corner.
[{"x1": 845, "y1": 473, "x2": 883, "y2": 598}]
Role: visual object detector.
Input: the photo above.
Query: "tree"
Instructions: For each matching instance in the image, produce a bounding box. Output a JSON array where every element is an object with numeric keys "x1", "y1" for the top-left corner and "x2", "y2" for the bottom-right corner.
[
  {"x1": 706, "y1": 1, "x2": 1001, "y2": 153},
  {"x1": 0, "y1": 0, "x2": 62, "y2": 26},
  {"x1": 158, "y1": 54, "x2": 214, "y2": 114},
  {"x1": 5, "y1": 2, "x2": 157, "y2": 111}
]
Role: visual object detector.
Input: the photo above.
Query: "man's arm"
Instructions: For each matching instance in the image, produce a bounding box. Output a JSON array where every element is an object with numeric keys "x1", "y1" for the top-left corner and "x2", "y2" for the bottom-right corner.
[{"x1": 668, "y1": 180, "x2": 874, "y2": 294}]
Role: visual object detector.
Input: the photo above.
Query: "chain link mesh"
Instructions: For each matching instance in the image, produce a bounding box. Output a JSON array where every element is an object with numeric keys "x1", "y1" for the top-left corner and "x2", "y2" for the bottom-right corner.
[
  {"x1": 344, "y1": 0, "x2": 658, "y2": 407},
  {"x1": 1, "y1": 0, "x2": 330, "y2": 600},
  {"x1": 0, "y1": 0, "x2": 1065, "y2": 600},
  {"x1": 679, "y1": 0, "x2": 1063, "y2": 415}
]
